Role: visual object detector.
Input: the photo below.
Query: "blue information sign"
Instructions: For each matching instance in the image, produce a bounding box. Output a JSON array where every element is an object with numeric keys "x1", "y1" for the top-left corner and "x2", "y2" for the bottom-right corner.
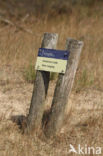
[
  {"x1": 38, "y1": 48, "x2": 69, "y2": 60},
  {"x1": 35, "y1": 48, "x2": 69, "y2": 73}
]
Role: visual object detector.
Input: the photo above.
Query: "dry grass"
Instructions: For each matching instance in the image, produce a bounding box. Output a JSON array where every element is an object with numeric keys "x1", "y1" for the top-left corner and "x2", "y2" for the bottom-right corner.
[
  {"x1": 0, "y1": 1, "x2": 103, "y2": 156},
  {"x1": 0, "y1": 2, "x2": 103, "y2": 89}
]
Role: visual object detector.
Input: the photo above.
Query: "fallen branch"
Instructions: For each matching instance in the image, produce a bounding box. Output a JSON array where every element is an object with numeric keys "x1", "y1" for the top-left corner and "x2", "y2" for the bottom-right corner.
[
  {"x1": 0, "y1": 16, "x2": 34, "y2": 35},
  {"x1": 0, "y1": 16, "x2": 14, "y2": 26}
]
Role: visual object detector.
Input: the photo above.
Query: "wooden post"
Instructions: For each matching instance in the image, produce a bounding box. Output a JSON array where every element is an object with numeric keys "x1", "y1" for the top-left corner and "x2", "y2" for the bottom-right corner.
[
  {"x1": 24, "y1": 33, "x2": 58, "y2": 134},
  {"x1": 44, "y1": 38, "x2": 84, "y2": 137}
]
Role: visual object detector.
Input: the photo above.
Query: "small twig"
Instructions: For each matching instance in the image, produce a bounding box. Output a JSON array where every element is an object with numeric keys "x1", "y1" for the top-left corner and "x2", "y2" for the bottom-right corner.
[
  {"x1": 22, "y1": 14, "x2": 29, "y2": 22},
  {"x1": 0, "y1": 16, "x2": 14, "y2": 26},
  {"x1": 15, "y1": 24, "x2": 33, "y2": 34}
]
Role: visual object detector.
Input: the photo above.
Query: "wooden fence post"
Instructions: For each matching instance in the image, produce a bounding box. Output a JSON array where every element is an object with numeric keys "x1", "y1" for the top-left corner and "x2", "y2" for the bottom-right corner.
[
  {"x1": 44, "y1": 38, "x2": 84, "y2": 137},
  {"x1": 24, "y1": 33, "x2": 58, "y2": 134}
]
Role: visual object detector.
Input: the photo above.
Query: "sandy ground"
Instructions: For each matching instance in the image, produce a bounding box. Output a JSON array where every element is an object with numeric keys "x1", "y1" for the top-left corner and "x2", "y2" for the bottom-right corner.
[
  {"x1": 0, "y1": 65, "x2": 103, "y2": 119},
  {"x1": 0, "y1": 66, "x2": 103, "y2": 156}
]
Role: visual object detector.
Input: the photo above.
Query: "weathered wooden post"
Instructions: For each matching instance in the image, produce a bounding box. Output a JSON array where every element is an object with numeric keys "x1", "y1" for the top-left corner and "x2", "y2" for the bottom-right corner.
[
  {"x1": 24, "y1": 33, "x2": 58, "y2": 134},
  {"x1": 44, "y1": 38, "x2": 84, "y2": 137}
]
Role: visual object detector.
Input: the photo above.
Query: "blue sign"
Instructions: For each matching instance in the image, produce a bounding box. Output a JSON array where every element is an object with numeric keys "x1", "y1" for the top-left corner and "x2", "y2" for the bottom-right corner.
[{"x1": 38, "y1": 48, "x2": 69, "y2": 60}]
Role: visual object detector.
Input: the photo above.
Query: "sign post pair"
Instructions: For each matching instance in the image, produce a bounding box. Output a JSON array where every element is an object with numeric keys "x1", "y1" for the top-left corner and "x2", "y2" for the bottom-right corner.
[{"x1": 25, "y1": 33, "x2": 83, "y2": 138}]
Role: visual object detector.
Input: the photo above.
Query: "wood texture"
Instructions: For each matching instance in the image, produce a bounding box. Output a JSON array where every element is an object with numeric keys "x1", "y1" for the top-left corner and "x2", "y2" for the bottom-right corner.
[
  {"x1": 44, "y1": 38, "x2": 84, "y2": 137},
  {"x1": 24, "y1": 33, "x2": 58, "y2": 134}
]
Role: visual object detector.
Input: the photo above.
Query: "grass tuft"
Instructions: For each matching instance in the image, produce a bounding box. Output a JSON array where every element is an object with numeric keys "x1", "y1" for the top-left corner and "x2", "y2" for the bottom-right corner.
[
  {"x1": 23, "y1": 64, "x2": 36, "y2": 83},
  {"x1": 74, "y1": 69, "x2": 94, "y2": 92},
  {"x1": 50, "y1": 73, "x2": 58, "y2": 81}
]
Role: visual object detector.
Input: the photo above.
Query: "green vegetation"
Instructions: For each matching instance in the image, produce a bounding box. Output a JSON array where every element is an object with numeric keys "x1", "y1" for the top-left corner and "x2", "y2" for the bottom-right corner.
[
  {"x1": 50, "y1": 72, "x2": 58, "y2": 81},
  {"x1": 74, "y1": 69, "x2": 94, "y2": 92},
  {"x1": 23, "y1": 64, "x2": 36, "y2": 83}
]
